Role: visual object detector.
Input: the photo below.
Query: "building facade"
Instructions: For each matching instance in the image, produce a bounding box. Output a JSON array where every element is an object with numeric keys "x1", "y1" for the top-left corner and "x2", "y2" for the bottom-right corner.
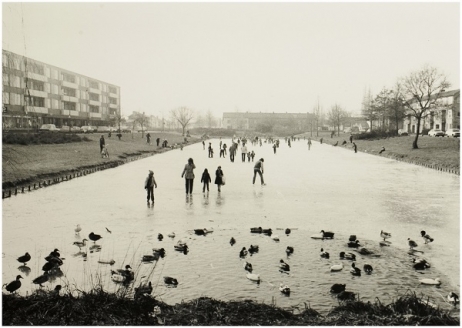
[
  {"x1": 2, "y1": 49, "x2": 120, "y2": 130},
  {"x1": 222, "y1": 112, "x2": 315, "y2": 131},
  {"x1": 403, "y1": 89, "x2": 460, "y2": 134}
]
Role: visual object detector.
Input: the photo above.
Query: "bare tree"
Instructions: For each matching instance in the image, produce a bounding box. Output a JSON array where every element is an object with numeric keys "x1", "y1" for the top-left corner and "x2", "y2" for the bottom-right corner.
[
  {"x1": 361, "y1": 88, "x2": 376, "y2": 132},
  {"x1": 205, "y1": 110, "x2": 216, "y2": 128},
  {"x1": 313, "y1": 100, "x2": 322, "y2": 137},
  {"x1": 327, "y1": 104, "x2": 345, "y2": 136},
  {"x1": 133, "y1": 112, "x2": 149, "y2": 138},
  {"x1": 401, "y1": 65, "x2": 450, "y2": 149},
  {"x1": 170, "y1": 106, "x2": 194, "y2": 136}
]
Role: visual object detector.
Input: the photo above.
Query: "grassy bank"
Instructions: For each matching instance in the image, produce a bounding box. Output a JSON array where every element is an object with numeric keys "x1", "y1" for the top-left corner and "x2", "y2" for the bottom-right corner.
[
  {"x1": 2, "y1": 289, "x2": 459, "y2": 326},
  {"x1": 2, "y1": 131, "x2": 199, "y2": 189},
  {"x1": 297, "y1": 131, "x2": 460, "y2": 174}
]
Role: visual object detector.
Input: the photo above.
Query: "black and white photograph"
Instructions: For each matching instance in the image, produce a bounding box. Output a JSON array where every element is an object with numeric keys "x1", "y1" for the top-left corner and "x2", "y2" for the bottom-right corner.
[{"x1": 2, "y1": 2, "x2": 460, "y2": 325}]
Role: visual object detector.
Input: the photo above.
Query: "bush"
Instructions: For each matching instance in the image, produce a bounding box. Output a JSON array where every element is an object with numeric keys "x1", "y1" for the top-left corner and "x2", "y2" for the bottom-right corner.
[
  {"x1": 354, "y1": 130, "x2": 395, "y2": 140},
  {"x1": 2, "y1": 132, "x2": 88, "y2": 145}
]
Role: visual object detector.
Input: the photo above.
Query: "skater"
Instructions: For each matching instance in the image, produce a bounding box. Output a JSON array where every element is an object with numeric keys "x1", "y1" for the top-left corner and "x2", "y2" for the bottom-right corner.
[
  {"x1": 202, "y1": 140, "x2": 205, "y2": 150},
  {"x1": 144, "y1": 170, "x2": 158, "y2": 204},
  {"x1": 273, "y1": 143, "x2": 277, "y2": 154},
  {"x1": 307, "y1": 137, "x2": 312, "y2": 150},
  {"x1": 201, "y1": 168, "x2": 211, "y2": 192},
  {"x1": 349, "y1": 134, "x2": 353, "y2": 143},
  {"x1": 208, "y1": 143, "x2": 213, "y2": 158},
  {"x1": 156, "y1": 137, "x2": 160, "y2": 147},
  {"x1": 247, "y1": 151, "x2": 251, "y2": 162},
  {"x1": 181, "y1": 158, "x2": 196, "y2": 195},
  {"x1": 250, "y1": 150, "x2": 255, "y2": 161},
  {"x1": 220, "y1": 146, "x2": 225, "y2": 158},
  {"x1": 223, "y1": 143, "x2": 227, "y2": 156},
  {"x1": 215, "y1": 166, "x2": 224, "y2": 192},
  {"x1": 253, "y1": 158, "x2": 265, "y2": 185},
  {"x1": 241, "y1": 143, "x2": 247, "y2": 162},
  {"x1": 352, "y1": 142, "x2": 357, "y2": 153},
  {"x1": 320, "y1": 137, "x2": 323, "y2": 144}
]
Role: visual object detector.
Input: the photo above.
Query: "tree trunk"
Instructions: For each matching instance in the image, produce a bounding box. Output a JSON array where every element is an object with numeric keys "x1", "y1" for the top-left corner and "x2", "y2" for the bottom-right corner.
[{"x1": 412, "y1": 115, "x2": 421, "y2": 149}]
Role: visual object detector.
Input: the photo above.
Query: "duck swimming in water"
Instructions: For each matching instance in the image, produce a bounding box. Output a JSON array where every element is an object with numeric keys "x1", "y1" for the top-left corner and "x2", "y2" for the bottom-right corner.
[
  {"x1": 248, "y1": 245, "x2": 259, "y2": 254},
  {"x1": 230, "y1": 237, "x2": 236, "y2": 246},
  {"x1": 412, "y1": 258, "x2": 431, "y2": 270},
  {"x1": 174, "y1": 243, "x2": 189, "y2": 253},
  {"x1": 448, "y1": 292, "x2": 459, "y2": 305},
  {"x1": 279, "y1": 283, "x2": 290, "y2": 295},
  {"x1": 337, "y1": 291, "x2": 356, "y2": 301},
  {"x1": 349, "y1": 235, "x2": 357, "y2": 242},
  {"x1": 339, "y1": 252, "x2": 356, "y2": 261},
  {"x1": 320, "y1": 248, "x2": 330, "y2": 259},
  {"x1": 408, "y1": 238, "x2": 418, "y2": 250},
  {"x1": 246, "y1": 273, "x2": 260, "y2": 283},
  {"x1": 347, "y1": 240, "x2": 361, "y2": 248},
  {"x1": 279, "y1": 259, "x2": 290, "y2": 271},
  {"x1": 239, "y1": 247, "x2": 248, "y2": 257},
  {"x1": 49, "y1": 249, "x2": 61, "y2": 258},
  {"x1": 286, "y1": 246, "x2": 294, "y2": 255},
  {"x1": 420, "y1": 231, "x2": 434, "y2": 244},
  {"x1": 111, "y1": 265, "x2": 134, "y2": 283},
  {"x1": 75, "y1": 224, "x2": 82, "y2": 234},
  {"x1": 419, "y1": 278, "x2": 441, "y2": 285},
  {"x1": 380, "y1": 230, "x2": 391, "y2": 241},
  {"x1": 243, "y1": 261, "x2": 253, "y2": 273},
  {"x1": 350, "y1": 263, "x2": 361, "y2": 276},
  {"x1": 168, "y1": 232, "x2": 175, "y2": 238},
  {"x1": 285, "y1": 228, "x2": 291, "y2": 235},
  {"x1": 320, "y1": 230, "x2": 335, "y2": 239},
  {"x1": 330, "y1": 263, "x2": 344, "y2": 272},
  {"x1": 158, "y1": 233, "x2": 163, "y2": 241},
  {"x1": 330, "y1": 283, "x2": 346, "y2": 293},
  {"x1": 164, "y1": 276, "x2": 178, "y2": 285},
  {"x1": 73, "y1": 239, "x2": 88, "y2": 251},
  {"x1": 363, "y1": 264, "x2": 373, "y2": 274},
  {"x1": 89, "y1": 232, "x2": 102, "y2": 243},
  {"x1": 17, "y1": 252, "x2": 31, "y2": 266},
  {"x1": 135, "y1": 281, "x2": 153, "y2": 298},
  {"x1": 5, "y1": 275, "x2": 22, "y2": 293}
]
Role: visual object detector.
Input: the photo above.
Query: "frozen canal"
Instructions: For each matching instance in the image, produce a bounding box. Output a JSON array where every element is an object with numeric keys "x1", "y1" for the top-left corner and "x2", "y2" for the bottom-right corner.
[{"x1": 2, "y1": 138, "x2": 460, "y2": 315}]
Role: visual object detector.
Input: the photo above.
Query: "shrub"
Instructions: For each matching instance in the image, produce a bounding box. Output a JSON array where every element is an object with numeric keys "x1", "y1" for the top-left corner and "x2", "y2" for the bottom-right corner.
[
  {"x1": 354, "y1": 130, "x2": 395, "y2": 140},
  {"x1": 2, "y1": 132, "x2": 86, "y2": 145}
]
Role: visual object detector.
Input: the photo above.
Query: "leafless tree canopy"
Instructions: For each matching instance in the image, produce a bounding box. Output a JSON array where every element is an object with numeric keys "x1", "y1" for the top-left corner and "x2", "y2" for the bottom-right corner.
[{"x1": 170, "y1": 106, "x2": 194, "y2": 136}]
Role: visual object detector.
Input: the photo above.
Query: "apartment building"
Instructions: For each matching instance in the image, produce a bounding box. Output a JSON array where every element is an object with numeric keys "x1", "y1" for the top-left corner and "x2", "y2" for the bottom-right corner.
[
  {"x1": 403, "y1": 89, "x2": 460, "y2": 134},
  {"x1": 2, "y1": 49, "x2": 120, "y2": 130}
]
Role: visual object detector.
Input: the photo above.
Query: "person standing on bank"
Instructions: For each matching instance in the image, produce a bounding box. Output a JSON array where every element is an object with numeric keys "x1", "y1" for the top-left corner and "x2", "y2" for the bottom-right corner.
[
  {"x1": 215, "y1": 166, "x2": 224, "y2": 192},
  {"x1": 100, "y1": 135, "x2": 105, "y2": 153},
  {"x1": 241, "y1": 143, "x2": 248, "y2": 162},
  {"x1": 253, "y1": 158, "x2": 265, "y2": 185},
  {"x1": 181, "y1": 158, "x2": 196, "y2": 195},
  {"x1": 144, "y1": 170, "x2": 157, "y2": 204},
  {"x1": 352, "y1": 142, "x2": 357, "y2": 153},
  {"x1": 349, "y1": 134, "x2": 353, "y2": 143},
  {"x1": 308, "y1": 137, "x2": 312, "y2": 150},
  {"x1": 201, "y1": 168, "x2": 211, "y2": 193}
]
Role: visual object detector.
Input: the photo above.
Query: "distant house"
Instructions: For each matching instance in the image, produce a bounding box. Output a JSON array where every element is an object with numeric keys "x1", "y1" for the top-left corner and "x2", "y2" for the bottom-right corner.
[
  {"x1": 403, "y1": 89, "x2": 460, "y2": 134},
  {"x1": 222, "y1": 112, "x2": 315, "y2": 131}
]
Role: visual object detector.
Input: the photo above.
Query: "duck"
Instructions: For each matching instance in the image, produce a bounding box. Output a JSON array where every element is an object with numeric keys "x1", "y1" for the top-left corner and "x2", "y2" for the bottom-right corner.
[
  {"x1": 152, "y1": 248, "x2": 166, "y2": 258},
  {"x1": 330, "y1": 283, "x2": 346, "y2": 293},
  {"x1": 32, "y1": 273, "x2": 49, "y2": 287},
  {"x1": 250, "y1": 227, "x2": 263, "y2": 233},
  {"x1": 350, "y1": 263, "x2": 361, "y2": 276},
  {"x1": 330, "y1": 263, "x2": 344, "y2": 272},
  {"x1": 286, "y1": 246, "x2": 294, "y2": 255},
  {"x1": 97, "y1": 259, "x2": 115, "y2": 265},
  {"x1": 408, "y1": 238, "x2": 418, "y2": 250},
  {"x1": 448, "y1": 292, "x2": 459, "y2": 305},
  {"x1": 17, "y1": 252, "x2": 31, "y2": 266},
  {"x1": 42, "y1": 261, "x2": 57, "y2": 273},
  {"x1": 239, "y1": 247, "x2": 248, "y2": 257},
  {"x1": 379, "y1": 240, "x2": 391, "y2": 247},
  {"x1": 347, "y1": 240, "x2": 361, "y2": 248},
  {"x1": 246, "y1": 273, "x2": 260, "y2": 283},
  {"x1": 337, "y1": 291, "x2": 356, "y2": 301},
  {"x1": 271, "y1": 235, "x2": 280, "y2": 242},
  {"x1": 379, "y1": 146, "x2": 385, "y2": 154},
  {"x1": 164, "y1": 276, "x2": 178, "y2": 285},
  {"x1": 419, "y1": 278, "x2": 441, "y2": 285},
  {"x1": 248, "y1": 245, "x2": 259, "y2": 254},
  {"x1": 339, "y1": 252, "x2": 356, "y2": 261},
  {"x1": 230, "y1": 237, "x2": 236, "y2": 246},
  {"x1": 194, "y1": 228, "x2": 207, "y2": 236},
  {"x1": 142, "y1": 254, "x2": 159, "y2": 262},
  {"x1": 262, "y1": 228, "x2": 273, "y2": 236},
  {"x1": 412, "y1": 258, "x2": 431, "y2": 270},
  {"x1": 279, "y1": 259, "x2": 290, "y2": 271},
  {"x1": 89, "y1": 232, "x2": 103, "y2": 243},
  {"x1": 167, "y1": 232, "x2": 175, "y2": 238},
  {"x1": 111, "y1": 265, "x2": 134, "y2": 283},
  {"x1": 285, "y1": 228, "x2": 291, "y2": 235},
  {"x1": 73, "y1": 239, "x2": 88, "y2": 250},
  {"x1": 348, "y1": 235, "x2": 357, "y2": 242},
  {"x1": 279, "y1": 283, "x2": 290, "y2": 295},
  {"x1": 243, "y1": 261, "x2": 253, "y2": 273},
  {"x1": 158, "y1": 233, "x2": 163, "y2": 241},
  {"x1": 380, "y1": 230, "x2": 391, "y2": 241},
  {"x1": 5, "y1": 275, "x2": 22, "y2": 293},
  {"x1": 52, "y1": 285, "x2": 62, "y2": 296},
  {"x1": 320, "y1": 248, "x2": 330, "y2": 259},
  {"x1": 50, "y1": 249, "x2": 61, "y2": 258},
  {"x1": 174, "y1": 243, "x2": 189, "y2": 253},
  {"x1": 363, "y1": 264, "x2": 373, "y2": 274},
  {"x1": 356, "y1": 247, "x2": 375, "y2": 255},
  {"x1": 320, "y1": 230, "x2": 335, "y2": 239},
  {"x1": 135, "y1": 281, "x2": 153, "y2": 298},
  {"x1": 420, "y1": 231, "x2": 434, "y2": 244},
  {"x1": 75, "y1": 224, "x2": 82, "y2": 234},
  {"x1": 45, "y1": 255, "x2": 63, "y2": 266}
]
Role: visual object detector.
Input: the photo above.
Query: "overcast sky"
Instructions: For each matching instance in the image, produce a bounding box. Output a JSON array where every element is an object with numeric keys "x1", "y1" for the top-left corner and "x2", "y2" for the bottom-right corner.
[{"x1": 2, "y1": 2, "x2": 460, "y2": 119}]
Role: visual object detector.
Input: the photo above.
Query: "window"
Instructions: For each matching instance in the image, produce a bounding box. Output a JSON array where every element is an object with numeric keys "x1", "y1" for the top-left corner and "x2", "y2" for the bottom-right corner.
[
  {"x1": 27, "y1": 61, "x2": 44, "y2": 75},
  {"x1": 435, "y1": 124, "x2": 440, "y2": 129},
  {"x1": 3, "y1": 92, "x2": 10, "y2": 104},
  {"x1": 63, "y1": 101, "x2": 76, "y2": 111},
  {"x1": 109, "y1": 109, "x2": 117, "y2": 115},
  {"x1": 89, "y1": 80, "x2": 99, "y2": 89},
  {"x1": 89, "y1": 93, "x2": 99, "y2": 101},
  {"x1": 27, "y1": 79, "x2": 45, "y2": 92},
  {"x1": 109, "y1": 97, "x2": 117, "y2": 105},
  {"x1": 25, "y1": 96, "x2": 45, "y2": 107},
  {"x1": 108, "y1": 86, "x2": 117, "y2": 94},
  {"x1": 90, "y1": 105, "x2": 99, "y2": 113},
  {"x1": 62, "y1": 72, "x2": 76, "y2": 83},
  {"x1": 62, "y1": 86, "x2": 76, "y2": 97}
]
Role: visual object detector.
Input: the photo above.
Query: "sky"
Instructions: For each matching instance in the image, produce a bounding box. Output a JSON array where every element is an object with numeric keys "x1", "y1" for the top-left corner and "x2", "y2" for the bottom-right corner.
[{"x1": 2, "y1": 2, "x2": 460, "y2": 120}]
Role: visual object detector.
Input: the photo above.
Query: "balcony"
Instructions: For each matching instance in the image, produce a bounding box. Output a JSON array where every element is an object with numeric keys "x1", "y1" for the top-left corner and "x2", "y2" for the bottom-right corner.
[
  {"x1": 28, "y1": 89, "x2": 47, "y2": 98},
  {"x1": 62, "y1": 80, "x2": 78, "y2": 89},
  {"x1": 26, "y1": 72, "x2": 47, "y2": 82},
  {"x1": 62, "y1": 109, "x2": 79, "y2": 117},
  {"x1": 25, "y1": 106, "x2": 48, "y2": 114},
  {"x1": 88, "y1": 87, "x2": 101, "y2": 95},
  {"x1": 89, "y1": 100, "x2": 101, "y2": 106}
]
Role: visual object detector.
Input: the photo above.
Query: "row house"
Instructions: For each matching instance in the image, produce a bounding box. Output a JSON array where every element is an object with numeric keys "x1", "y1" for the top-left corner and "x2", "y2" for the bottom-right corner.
[
  {"x1": 403, "y1": 89, "x2": 460, "y2": 134},
  {"x1": 2, "y1": 49, "x2": 120, "y2": 130}
]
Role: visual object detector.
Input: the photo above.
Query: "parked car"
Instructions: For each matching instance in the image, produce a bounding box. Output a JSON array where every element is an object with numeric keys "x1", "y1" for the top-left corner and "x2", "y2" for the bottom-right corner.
[
  {"x1": 39, "y1": 124, "x2": 59, "y2": 132},
  {"x1": 90, "y1": 126, "x2": 98, "y2": 133},
  {"x1": 71, "y1": 126, "x2": 81, "y2": 133},
  {"x1": 428, "y1": 129, "x2": 445, "y2": 137},
  {"x1": 444, "y1": 128, "x2": 460, "y2": 138},
  {"x1": 97, "y1": 126, "x2": 111, "y2": 132},
  {"x1": 59, "y1": 126, "x2": 71, "y2": 132},
  {"x1": 81, "y1": 126, "x2": 94, "y2": 133},
  {"x1": 398, "y1": 129, "x2": 409, "y2": 136}
]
